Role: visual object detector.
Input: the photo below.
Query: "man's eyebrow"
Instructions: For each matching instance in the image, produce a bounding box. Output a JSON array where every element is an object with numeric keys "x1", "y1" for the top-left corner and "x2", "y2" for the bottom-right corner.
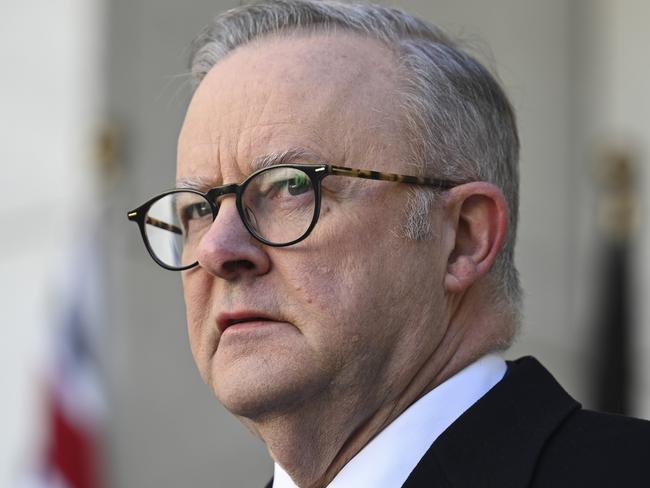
[
  {"x1": 176, "y1": 147, "x2": 326, "y2": 189},
  {"x1": 175, "y1": 175, "x2": 215, "y2": 191},
  {"x1": 250, "y1": 147, "x2": 326, "y2": 172}
]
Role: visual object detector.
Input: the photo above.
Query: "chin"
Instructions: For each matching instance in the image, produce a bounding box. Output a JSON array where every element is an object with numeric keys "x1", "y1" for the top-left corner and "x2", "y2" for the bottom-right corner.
[
  {"x1": 210, "y1": 355, "x2": 329, "y2": 420},
  {"x1": 214, "y1": 379, "x2": 317, "y2": 420}
]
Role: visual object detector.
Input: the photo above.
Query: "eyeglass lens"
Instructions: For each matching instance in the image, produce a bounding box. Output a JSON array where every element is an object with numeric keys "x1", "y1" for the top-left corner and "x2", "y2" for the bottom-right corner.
[{"x1": 144, "y1": 166, "x2": 317, "y2": 269}]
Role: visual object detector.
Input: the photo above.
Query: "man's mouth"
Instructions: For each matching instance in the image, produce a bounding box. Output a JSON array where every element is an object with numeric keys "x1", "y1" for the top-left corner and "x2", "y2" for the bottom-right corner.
[{"x1": 217, "y1": 312, "x2": 278, "y2": 333}]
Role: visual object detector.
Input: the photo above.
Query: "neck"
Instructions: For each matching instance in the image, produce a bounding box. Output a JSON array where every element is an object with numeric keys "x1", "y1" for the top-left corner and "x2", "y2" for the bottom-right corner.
[
  {"x1": 241, "y1": 383, "x2": 396, "y2": 487},
  {"x1": 245, "y1": 353, "x2": 479, "y2": 486}
]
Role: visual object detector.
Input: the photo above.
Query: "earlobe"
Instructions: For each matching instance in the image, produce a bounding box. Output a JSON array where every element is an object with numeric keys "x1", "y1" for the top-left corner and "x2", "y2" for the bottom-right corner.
[
  {"x1": 445, "y1": 255, "x2": 480, "y2": 293},
  {"x1": 443, "y1": 183, "x2": 508, "y2": 295}
]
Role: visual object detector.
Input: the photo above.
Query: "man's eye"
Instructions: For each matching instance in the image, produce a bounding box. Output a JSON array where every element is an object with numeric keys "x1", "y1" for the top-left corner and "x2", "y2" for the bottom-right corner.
[
  {"x1": 253, "y1": 169, "x2": 313, "y2": 200},
  {"x1": 181, "y1": 202, "x2": 212, "y2": 222},
  {"x1": 262, "y1": 176, "x2": 311, "y2": 198},
  {"x1": 287, "y1": 175, "x2": 311, "y2": 196}
]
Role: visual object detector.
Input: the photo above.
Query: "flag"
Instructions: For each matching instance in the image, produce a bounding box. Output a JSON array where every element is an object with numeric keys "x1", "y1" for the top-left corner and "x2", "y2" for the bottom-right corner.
[{"x1": 22, "y1": 228, "x2": 107, "y2": 488}]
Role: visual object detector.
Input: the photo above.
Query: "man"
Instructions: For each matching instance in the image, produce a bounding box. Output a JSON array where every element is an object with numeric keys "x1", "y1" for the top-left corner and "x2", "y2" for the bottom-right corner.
[{"x1": 127, "y1": 1, "x2": 650, "y2": 486}]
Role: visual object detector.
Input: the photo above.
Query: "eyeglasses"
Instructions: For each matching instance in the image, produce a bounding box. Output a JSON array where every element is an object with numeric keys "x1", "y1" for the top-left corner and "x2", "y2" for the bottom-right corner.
[{"x1": 127, "y1": 163, "x2": 460, "y2": 271}]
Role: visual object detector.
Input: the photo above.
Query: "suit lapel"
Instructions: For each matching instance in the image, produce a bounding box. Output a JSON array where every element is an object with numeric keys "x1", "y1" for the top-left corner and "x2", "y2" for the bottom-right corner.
[{"x1": 402, "y1": 357, "x2": 580, "y2": 488}]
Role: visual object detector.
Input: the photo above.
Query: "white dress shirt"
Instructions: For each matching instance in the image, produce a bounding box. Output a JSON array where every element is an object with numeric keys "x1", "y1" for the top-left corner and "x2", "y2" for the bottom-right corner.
[{"x1": 272, "y1": 354, "x2": 507, "y2": 488}]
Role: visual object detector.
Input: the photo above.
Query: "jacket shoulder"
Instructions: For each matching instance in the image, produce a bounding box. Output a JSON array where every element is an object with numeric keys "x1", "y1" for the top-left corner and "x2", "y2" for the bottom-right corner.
[{"x1": 533, "y1": 409, "x2": 650, "y2": 487}]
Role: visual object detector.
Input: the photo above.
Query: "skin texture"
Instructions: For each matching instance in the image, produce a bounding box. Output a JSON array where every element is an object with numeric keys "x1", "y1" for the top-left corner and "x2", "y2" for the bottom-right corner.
[{"x1": 177, "y1": 32, "x2": 509, "y2": 488}]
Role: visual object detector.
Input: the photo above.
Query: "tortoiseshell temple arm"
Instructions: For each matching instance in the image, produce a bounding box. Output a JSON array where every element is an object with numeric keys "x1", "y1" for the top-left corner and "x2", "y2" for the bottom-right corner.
[
  {"x1": 128, "y1": 210, "x2": 182, "y2": 235},
  {"x1": 146, "y1": 216, "x2": 182, "y2": 234},
  {"x1": 327, "y1": 165, "x2": 459, "y2": 189}
]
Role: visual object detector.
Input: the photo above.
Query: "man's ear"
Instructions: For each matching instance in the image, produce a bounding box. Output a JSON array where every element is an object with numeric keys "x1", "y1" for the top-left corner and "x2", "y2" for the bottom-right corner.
[{"x1": 443, "y1": 182, "x2": 508, "y2": 294}]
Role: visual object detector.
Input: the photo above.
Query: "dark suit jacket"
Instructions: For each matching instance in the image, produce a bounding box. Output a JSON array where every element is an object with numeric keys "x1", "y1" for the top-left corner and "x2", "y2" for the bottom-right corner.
[
  {"x1": 403, "y1": 356, "x2": 650, "y2": 487},
  {"x1": 266, "y1": 357, "x2": 650, "y2": 487}
]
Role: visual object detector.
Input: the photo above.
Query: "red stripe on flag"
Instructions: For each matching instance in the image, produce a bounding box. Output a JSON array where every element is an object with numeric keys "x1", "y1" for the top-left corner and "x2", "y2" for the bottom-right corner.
[{"x1": 45, "y1": 387, "x2": 101, "y2": 488}]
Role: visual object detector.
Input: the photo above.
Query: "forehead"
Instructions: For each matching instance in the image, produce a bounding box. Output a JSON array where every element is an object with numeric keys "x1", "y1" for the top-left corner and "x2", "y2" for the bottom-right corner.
[{"x1": 177, "y1": 32, "x2": 405, "y2": 183}]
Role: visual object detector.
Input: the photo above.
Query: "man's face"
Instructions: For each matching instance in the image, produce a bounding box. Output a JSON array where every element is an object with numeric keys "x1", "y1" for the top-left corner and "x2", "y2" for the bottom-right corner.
[{"x1": 177, "y1": 33, "x2": 450, "y2": 423}]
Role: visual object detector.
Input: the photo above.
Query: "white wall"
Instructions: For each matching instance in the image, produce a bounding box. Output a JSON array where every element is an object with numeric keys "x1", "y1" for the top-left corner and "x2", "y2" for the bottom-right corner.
[{"x1": 0, "y1": 0, "x2": 105, "y2": 487}]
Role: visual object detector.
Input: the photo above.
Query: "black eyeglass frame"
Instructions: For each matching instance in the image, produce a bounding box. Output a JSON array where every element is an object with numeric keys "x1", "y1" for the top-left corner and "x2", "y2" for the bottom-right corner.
[{"x1": 127, "y1": 163, "x2": 461, "y2": 271}]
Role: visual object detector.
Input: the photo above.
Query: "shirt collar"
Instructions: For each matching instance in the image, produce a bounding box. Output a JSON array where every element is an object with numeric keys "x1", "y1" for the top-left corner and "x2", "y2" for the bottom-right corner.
[{"x1": 273, "y1": 353, "x2": 507, "y2": 488}]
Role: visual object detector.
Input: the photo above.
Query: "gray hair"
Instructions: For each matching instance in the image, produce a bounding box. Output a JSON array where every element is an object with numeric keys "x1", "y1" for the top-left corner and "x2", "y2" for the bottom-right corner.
[{"x1": 188, "y1": 0, "x2": 522, "y2": 333}]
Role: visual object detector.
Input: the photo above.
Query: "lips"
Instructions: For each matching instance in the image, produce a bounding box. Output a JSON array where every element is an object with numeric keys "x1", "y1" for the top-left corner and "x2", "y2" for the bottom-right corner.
[{"x1": 217, "y1": 311, "x2": 278, "y2": 333}]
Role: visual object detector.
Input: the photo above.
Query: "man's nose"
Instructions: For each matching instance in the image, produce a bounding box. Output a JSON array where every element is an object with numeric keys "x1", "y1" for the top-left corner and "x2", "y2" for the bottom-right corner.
[{"x1": 195, "y1": 199, "x2": 271, "y2": 280}]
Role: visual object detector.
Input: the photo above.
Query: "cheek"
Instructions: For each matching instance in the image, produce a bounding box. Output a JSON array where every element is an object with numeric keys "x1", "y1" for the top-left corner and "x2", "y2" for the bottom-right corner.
[
  {"x1": 299, "y1": 203, "x2": 395, "y2": 305},
  {"x1": 181, "y1": 272, "x2": 215, "y2": 373},
  {"x1": 182, "y1": 273, "x2": 210, "y2": 326},
  {"x1": 276, "y1": 233, "x2": 389, "y2": 348},
  {"x1": 287, "y1": 256, "x2": 408, "y2": 395}
]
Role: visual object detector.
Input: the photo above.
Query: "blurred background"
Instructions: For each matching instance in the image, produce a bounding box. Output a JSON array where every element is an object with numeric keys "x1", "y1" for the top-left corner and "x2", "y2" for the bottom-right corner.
[{"x1": 2, "y1": 0, "x2": 649, "y2": 487}]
